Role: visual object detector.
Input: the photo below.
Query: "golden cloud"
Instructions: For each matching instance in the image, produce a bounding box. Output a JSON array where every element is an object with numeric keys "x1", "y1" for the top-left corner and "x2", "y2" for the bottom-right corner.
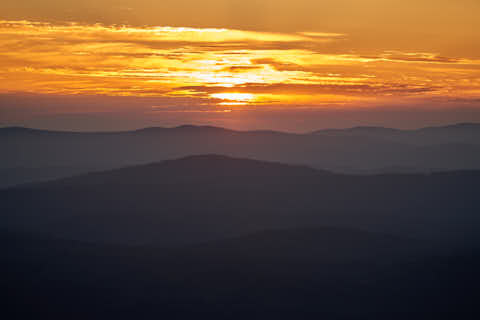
[{"x1": 0, "y1": 20, "x2": 479, "y2": 107}]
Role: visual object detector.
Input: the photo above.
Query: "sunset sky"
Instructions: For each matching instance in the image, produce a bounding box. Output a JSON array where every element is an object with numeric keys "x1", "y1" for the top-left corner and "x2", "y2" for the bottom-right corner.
[{"x1": 1, "y1": 0, "x2": 480, "y2": 131}]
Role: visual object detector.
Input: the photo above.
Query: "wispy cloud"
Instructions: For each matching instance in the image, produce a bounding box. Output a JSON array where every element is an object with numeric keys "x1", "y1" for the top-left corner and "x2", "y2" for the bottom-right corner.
[{"x1": 1, "y1": 20, "x2": 479, "y2": 108}]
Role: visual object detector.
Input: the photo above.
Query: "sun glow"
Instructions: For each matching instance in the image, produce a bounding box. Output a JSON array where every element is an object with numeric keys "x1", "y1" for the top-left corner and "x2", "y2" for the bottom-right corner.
[
  {"x1": 0, "y1": 20, "x2": 479, "y2": 110},
  {"x1": 211, "y1": 93, "x2": 255, "y2": 103}
]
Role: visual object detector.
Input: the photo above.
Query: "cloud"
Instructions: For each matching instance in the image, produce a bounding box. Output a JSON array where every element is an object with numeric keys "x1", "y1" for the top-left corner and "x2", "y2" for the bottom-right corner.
[
  {"x1": 177, "y1": 82, "x2": 439, "y2": 97},
  {"x1": 220, "y1": 65, "x2": 263, "y2": 72},
  {"x1": 0, "y1": 20, "x2": 479, "y2": 108},
  {"x1": 251, "y1": 58, "x2": 302, "y2": 72},
  {"x1": 358, "y1": 52, "x2": 466, "y2": 64}
]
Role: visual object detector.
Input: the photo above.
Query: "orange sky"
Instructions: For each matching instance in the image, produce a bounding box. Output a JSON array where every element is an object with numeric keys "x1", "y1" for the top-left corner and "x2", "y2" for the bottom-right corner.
[{"x1": 1, "y1": 1, "x2": 479, "y2": 130}]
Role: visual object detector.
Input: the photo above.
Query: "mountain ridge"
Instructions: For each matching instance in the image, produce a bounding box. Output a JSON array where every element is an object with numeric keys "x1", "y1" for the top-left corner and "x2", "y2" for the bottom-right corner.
[
  {"x1": 13, "y1": 154, "x2": 329, "y2": 189},
  {"x1": 5, "y1": 224, "x2": 476, "y2": 319},
  {"x1": 2, "y1": 122, "x2": 480, "y2": 135},
  {"x1": 10, "y1": 154, "x2": 480, "y2": 191},
  {"x1": 2, "y1": 155, "x2": 480, "y2": 246},
  {"x1": 2, "y1": 122, "x2": 480, "y2": 188}
]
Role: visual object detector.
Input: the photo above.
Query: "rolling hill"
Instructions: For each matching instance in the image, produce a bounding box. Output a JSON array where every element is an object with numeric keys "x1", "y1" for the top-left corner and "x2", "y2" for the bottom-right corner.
[
  {"x1": 3, "y1": 155, "x2": 480, "y2": 319},
  {"x1": 2, "y1": 123, "x2": 480, "y2": 188},
  {"x1": 2, "y1": 155, "x2": 479, "y2": 247},
  {"x1": 4, "y1": 227, "x2": 478, "y2": 319}
]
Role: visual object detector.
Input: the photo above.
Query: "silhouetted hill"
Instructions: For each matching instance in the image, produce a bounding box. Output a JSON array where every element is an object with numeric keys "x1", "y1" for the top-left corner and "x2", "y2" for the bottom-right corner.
[
  {"x1": 313, "y1": 122, "x2": 480, "y2": 145},
  {"x1": 1, "y1": 123, "x2": 480, "y2": 187},
  {"x1": 3, "y1": 227, "x2": 478, "y2": 319},
  {"x1": 3, "y1": 155, "x2": 480, "y2": 318},
  {"x1": 0, "y1": 166, "x2": 99, "y2": 189},
  {"x1": 2, "y1": 155, "x2": 479, "y2": 246},
  {"x1": 315, "y1": 126, "x2": 404, "y2": 135},
  {"x1": 37, "y1": 155, "x2": 328, "y2": 187}
]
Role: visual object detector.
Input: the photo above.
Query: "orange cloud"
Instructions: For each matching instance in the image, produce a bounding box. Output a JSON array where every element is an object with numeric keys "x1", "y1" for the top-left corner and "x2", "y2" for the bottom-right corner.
[{"x1": 0, "y1": 20, "x2": 479, "y2": 107}]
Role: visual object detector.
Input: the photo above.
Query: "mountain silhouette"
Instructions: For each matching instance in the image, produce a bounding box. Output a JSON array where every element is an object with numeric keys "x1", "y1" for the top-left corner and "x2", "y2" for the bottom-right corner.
[
  {"x1": 2, "y1": 155, "x2": 479, "y2": 246},
  {"x1": 3, "y1": 227, "x2": 478, "y2": 319},
  {"x1": 2, "y1": 123, "x2": 480, "y2": 188},
  {"x1": 3, "y1": 155, "x2": 480, "y2": 319}
]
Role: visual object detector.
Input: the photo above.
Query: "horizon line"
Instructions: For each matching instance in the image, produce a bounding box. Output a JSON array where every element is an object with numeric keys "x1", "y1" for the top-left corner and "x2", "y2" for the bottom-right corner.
[{"x1": 1, "y1": 122, "x2": 479, "y2": 135}]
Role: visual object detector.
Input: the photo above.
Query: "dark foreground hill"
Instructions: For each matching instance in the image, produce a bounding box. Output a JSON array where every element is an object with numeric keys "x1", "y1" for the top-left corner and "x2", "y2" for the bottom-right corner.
[
  {"x1": 2, "y1": 155, "x2": 480, "y2": 247},
  {"x1": 3, "y1": 228, "x2": 479, "y2": 319},
  {"x1": 3, "y1": 156, "x2": 480, "y2": 319},
  {"x1": 2, "y1": 123, "x2": 480, "y2": 187}
]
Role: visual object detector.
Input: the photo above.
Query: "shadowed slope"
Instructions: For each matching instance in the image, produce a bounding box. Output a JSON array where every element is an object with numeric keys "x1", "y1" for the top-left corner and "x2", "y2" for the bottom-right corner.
[
  {"x1": 1, "y1": 123, "x2": 480, "y2": 188},
  {"x1": 3, "y1": 227, "x2": 478, "y2": 319},
  {"x1": 1, "y1": 155, "x2": 479, "y2": 246}
]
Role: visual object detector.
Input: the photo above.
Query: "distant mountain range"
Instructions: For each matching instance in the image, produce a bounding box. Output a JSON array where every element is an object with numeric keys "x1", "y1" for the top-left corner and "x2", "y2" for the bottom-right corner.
[
  {"x1": 1, "y1": 122, "x2": 480, "y2": 188},
  {"x1": 2, "y1": 155, "x2": 479, "y2": 247},
  {"x1": 3, "y1": 154, "x2": 480, "y2": 318}
]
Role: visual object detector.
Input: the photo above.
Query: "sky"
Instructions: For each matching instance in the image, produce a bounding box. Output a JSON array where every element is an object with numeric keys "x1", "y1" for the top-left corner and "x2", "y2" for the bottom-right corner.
[{"x1": 1, "y1": 0, "x2": 479, "y2": 132}]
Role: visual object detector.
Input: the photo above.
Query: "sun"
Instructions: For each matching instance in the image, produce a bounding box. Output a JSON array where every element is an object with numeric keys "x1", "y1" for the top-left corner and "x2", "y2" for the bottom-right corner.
[{"x1": 210, "y1": 93, "x2": 255, "y2": 104}]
